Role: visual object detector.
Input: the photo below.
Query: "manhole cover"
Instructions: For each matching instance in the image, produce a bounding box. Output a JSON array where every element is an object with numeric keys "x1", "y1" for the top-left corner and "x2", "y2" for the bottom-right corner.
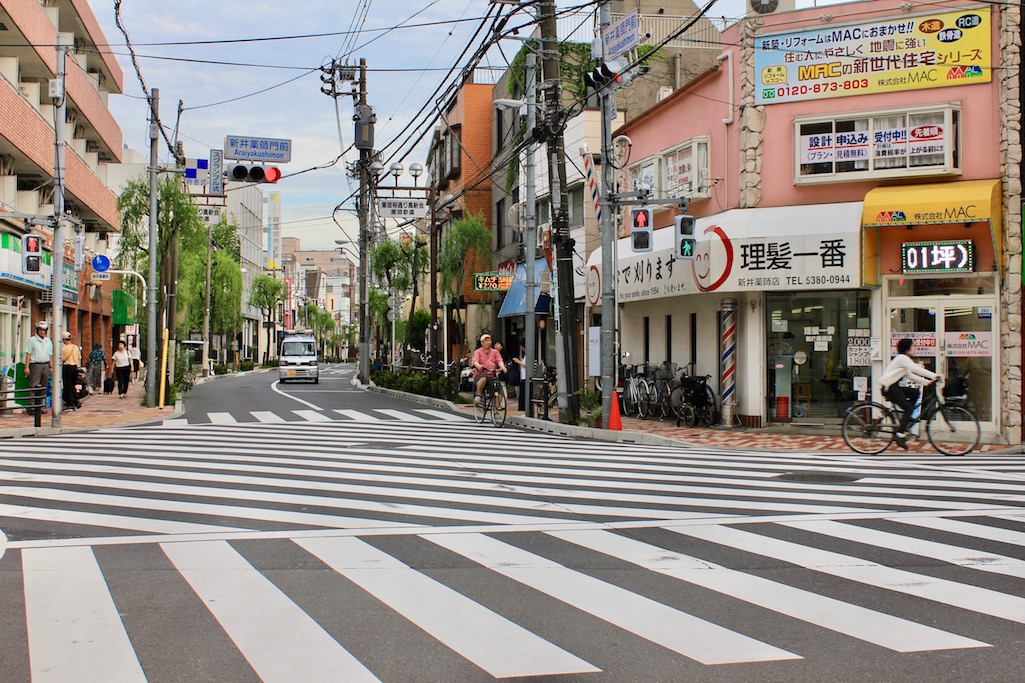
[{"x1": 776, "y1": 471, "x2": 861, "y2": 484}]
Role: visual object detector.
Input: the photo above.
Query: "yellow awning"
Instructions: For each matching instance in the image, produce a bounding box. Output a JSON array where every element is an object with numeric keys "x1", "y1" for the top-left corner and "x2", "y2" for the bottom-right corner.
[
  {"x1": 862, "y1": 180, "x2": 1001, "y2": 228},
  {"x1": 861, "y1": 180, "x2": 1002, "y2": 286}
]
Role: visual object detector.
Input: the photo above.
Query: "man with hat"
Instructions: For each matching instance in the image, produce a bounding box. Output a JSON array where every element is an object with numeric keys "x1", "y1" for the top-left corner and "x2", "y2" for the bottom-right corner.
[
  {"x1": 24, "y1": 320, "x2": 53, "y2": 405},
  {"x1": 61, "y1": 330, "x2": 82, "y2": 410},
  {"x1": 471, "y1": 333, "x2": 507, "y2": 404}
]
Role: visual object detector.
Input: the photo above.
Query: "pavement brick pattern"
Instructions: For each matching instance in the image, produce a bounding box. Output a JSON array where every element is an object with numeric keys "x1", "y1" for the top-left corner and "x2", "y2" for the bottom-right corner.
[{"x1": 0, "y1": 380, "x2": 169, "y2": 434}]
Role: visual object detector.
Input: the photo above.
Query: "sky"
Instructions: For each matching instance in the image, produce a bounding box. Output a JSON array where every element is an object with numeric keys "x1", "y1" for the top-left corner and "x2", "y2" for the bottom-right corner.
[{"x1": 86, "y1": 0, "x2": 850, "y2": 250}]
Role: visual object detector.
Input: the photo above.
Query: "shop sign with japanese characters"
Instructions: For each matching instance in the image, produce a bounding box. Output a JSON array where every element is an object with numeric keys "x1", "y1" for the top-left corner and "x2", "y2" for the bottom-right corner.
[
  {"x1": 380, "y1": 198, "x2": 428, "y2": 219},
  {"x1": 901, "y1": 240, "x2": 974, "y2": 273},
  {"x1": 612, "y1": 204, "x2": 862, "y2": 302},
  {"x1": 944, "y1": 331, "x2": 991, "y2": 357},
  {"x1": 474, "y1": 272, "x2": 512, "y2": 292},
  {"x1": 755, "y1": 8, "x2": 991, "y2": 105}
]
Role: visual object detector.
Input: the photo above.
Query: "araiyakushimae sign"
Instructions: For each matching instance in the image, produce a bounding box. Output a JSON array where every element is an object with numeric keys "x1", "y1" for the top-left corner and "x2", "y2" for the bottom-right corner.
[{"x1": 755, "y1": 8, "x2": 991, "y2": 105}]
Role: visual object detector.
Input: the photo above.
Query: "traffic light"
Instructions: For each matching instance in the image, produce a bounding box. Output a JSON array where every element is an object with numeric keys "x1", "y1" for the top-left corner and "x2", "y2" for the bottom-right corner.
[
  {"x1": 22, "y1": 233, "x2": 42, "y2": 274},
  {"x1": 584, "y1": 59, "x2": 623, "y2": 92},
  {"x1": 229, "y1": 164, "x2": 281, "y2": 183},
  {"x1": 674, "y1": 215, "x2": 696, "y2": 260},
  {"x1": 630, "y1": 208, "x2": 652, "y2": 253}
]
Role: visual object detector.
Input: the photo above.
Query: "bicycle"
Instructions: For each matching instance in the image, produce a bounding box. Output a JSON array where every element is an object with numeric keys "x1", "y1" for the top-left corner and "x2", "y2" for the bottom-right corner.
[
  {"x1": 645, "y1": 361, "x2": 676, "y2": 419},
  {"x1": 841, "y1": 376, "x2": 980, "y2": 455},
  {"x1": 671, "y1": 372, "x2": 719, "y2": 427},
  {"x1": 621, "y1": 365, "x2": 647, "y2": 418},
  {"x1": 472, "y1": 370, "x2": 507, "y2": 427}
]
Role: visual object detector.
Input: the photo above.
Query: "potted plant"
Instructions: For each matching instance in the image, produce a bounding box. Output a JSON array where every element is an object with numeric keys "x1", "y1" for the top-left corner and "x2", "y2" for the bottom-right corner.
[{"x1": 577, "y1": 388, "x2": 602, "y2": 428}]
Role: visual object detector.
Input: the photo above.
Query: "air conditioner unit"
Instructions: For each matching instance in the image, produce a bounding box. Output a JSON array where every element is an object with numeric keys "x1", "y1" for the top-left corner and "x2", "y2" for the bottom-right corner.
[
  {"x1": 656, "y1": 86, "x2": 673, "y2": 102},
  {"x1": 39, "y1": 290, "x2": 53, "y2": 304}
]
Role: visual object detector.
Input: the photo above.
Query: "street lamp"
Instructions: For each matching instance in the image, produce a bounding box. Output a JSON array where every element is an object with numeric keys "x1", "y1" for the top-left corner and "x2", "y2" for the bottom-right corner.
[{"x1": 409, "y1": 162, "x2": 424, "y2": 186}]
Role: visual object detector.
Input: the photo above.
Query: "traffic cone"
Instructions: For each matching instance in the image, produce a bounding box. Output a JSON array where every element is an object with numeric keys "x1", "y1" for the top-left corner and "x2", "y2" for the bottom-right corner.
[{"x1": 609, "y1": 390, "x2": 622, "y2": 431}]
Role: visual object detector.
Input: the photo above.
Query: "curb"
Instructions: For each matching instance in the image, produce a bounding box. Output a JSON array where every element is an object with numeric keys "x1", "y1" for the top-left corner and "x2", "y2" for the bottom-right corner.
[
  {"x1": 368, "y1": 385, "x2": 460, "y2": 412},
  {"x1": 194, "y1": 367, "x2": 272, "y2": 386}
]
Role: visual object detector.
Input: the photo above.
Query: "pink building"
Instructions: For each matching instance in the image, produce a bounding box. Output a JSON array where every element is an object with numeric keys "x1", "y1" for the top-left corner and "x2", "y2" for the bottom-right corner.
[{"x1": 586, "y1": 0, "x2": 1020, "y2": 441}]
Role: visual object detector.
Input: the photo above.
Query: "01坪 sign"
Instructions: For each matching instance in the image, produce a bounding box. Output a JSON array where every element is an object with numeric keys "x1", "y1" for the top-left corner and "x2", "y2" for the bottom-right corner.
[{"x1": 755, "y1": 8, "x2": 991, "y2": 105}]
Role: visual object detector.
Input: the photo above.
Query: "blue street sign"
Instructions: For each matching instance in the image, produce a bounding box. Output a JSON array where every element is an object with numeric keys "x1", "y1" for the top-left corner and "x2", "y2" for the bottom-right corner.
[{"x1": 92, "y1": 254, "x2": 111, "y2": 272}]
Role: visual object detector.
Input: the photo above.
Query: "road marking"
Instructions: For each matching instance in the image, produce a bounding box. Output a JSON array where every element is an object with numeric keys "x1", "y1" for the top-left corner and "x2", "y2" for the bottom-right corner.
[
  {"x1": 296, "y1": 537, "x2": 599, "y2": 678},
  {"x1": 374, "y1": 409, "x2": 426, "y2": 421},
  {"x1": 783, "y1": 519, "x2": 1025, "y2": 580},
  {"x1": 271, "y1": 379, "x2": 322, "y2": 411},
  {"x1": 208, "y1": 412, "x2": 238, "y2": 425},
  {"x1": 23, "y1": 546, "x2": 147, "y2": 682},
  {"x1": 292, "y1": 410, "x2": 331, "y2": 422},
  {"x1": 894, "y1": 517, "x2": 1025, "y2": 548},
  {"x1": 334, "y1": 409, "x2": 381, "y2": 421},
  {"x1": 426, "y1": 532, "x2": 799, "y2": 665},
  {"x1": 549, "y1": 529, "x2": 986, "y2": 653},
  {"x1": 0, "y1": 502, "x2": 241, "y2": 535},
  {"x1": 162, "y1": 541, "x2": 380, "y2": 683},
  {"x1": 669, "y1": 524, "x2": 1025, "y2": 625},
  {"x1": 251, "y1": 411, "x2": 286, "y2": 423},
  {"x1": 413, "y1": 409, "x2": 467, "y2": 421}
]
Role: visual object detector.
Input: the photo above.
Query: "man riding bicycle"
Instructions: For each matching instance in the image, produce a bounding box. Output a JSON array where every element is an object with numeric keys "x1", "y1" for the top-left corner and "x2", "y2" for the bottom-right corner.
[
  {"x1": 880, "y1": 337, "x2": 939, "y2": 450},
  {"x1": 472, "y1": 333, "x2": 507, "y2": 404}
]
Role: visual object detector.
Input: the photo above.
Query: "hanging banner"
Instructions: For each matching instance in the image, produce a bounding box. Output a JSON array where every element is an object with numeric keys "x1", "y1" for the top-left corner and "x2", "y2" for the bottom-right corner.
[{"x1": 755, "y1": 8, "x2": 991, "y2": 105}]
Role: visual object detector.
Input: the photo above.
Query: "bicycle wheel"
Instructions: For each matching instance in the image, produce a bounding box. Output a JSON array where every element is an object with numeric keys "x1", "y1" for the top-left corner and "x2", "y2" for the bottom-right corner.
[
  {"x1": 623, "y1": 384, "x2": 638, "y2": 417},
  {"x1": 678, "y1": 403, "x2": 696, "y2": 428},
  {"x1": 703, "y1": 385, "x2": 719, "y2": 426},
  {"x1": 637, "y1": 380, "x2": 650, "y2": 419},
  {"x1": 472, "y1": 393, "x2": 487, "y2": 423},
  {"x1": 927, "y1": 404, "x2": 980, "y2": 456},
  {"x1": 842, "y1": 402, "x2": 897, "y2": 455},
  {"x1": 670, "y1": 386, "x2": 686, "y2": 420},
  {"x1": 491, "y1": 388, "x2": 507, "y2": 427},
  {"x1": 659, "y1": 384, "x2": 672, "y2": 419}
]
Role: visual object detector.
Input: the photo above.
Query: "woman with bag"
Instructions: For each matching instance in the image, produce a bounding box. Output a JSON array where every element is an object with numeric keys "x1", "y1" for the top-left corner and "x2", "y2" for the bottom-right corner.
[{"x1": 111, "y1": 340, "x2": 132, "y2": 399}]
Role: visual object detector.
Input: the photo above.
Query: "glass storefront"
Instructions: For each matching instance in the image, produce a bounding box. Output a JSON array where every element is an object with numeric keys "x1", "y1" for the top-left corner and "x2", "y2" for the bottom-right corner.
[{"x1": 766, "y1": 290, "x2": 871, "y2": 422}]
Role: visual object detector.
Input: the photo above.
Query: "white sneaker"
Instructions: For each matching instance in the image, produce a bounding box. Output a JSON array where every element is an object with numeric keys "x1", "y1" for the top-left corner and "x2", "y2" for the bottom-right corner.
[{"x1": 474, "y1": 395, "x2": 482, "y2": 404}]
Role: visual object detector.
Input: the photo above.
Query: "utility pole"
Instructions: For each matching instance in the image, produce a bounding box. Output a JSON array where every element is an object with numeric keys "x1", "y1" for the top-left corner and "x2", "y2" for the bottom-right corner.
[
  {"x1": 201, "y1": 221, "x2": 214, "y2": 377},
  {"x1": 146, "y1": 89, "x2": 160, "y2": 407},
  {"x1": 429, "y1": 179, "x2": 439, "y2": 390},
  {"x1": 539, "y1": 0, "x2": 579, "y2": 424},
  {"x1": 523, "y1": 51, "x2": 538, "y2": 417},
  {"x1": 598, "y1": 1, "x2": 617, "y2": 426},
  {"x1": 49, "y1": 34, "x2": 71, "y2": 428},
  {"x1": 355, "y1": 58, "x2": 374, "y2": 385}
]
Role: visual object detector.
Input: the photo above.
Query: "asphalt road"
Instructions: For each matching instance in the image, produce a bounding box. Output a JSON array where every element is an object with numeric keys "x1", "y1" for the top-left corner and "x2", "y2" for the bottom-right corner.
[{"x1": 1, "y1": 364, "x2": 1024, "y2": 682}]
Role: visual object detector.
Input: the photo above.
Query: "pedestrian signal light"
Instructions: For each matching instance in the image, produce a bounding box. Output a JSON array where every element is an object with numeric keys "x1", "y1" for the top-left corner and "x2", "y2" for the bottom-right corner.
[
  {"x1": 584, "y1": 60, "x2": 623, "y2": 92},
  {"x1": 22, "y1": 233, "x2": 42, "y2": 274},
  {"x1": 229, "y1": 164, "x2": 281, "y2": 183},
  {"x1": 674, "y1": 214, "x2": 696, "y2": 260},
  {"x1": 630, "y1": 208, "x2": 653, "y2": 253}
]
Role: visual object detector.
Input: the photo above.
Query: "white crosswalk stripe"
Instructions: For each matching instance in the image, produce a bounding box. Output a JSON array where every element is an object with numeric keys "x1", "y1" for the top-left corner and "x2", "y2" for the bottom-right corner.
[
  {"x1": 164, "y1": 406, "x2": 464, "y2": 425},
  {"x1": 292, "y1": 409, "x2": 331, "y2": 422},
  {"x1": 2, "y1": 420, "x2": 1024, "y2": 678}
]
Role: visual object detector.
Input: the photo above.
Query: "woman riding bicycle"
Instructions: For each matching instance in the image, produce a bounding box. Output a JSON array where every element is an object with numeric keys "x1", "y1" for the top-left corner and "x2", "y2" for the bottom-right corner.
[
  {"x1": 880, "y1": 337, "x2": 939, "y2": 450},
  {"x1": 472, "y1": 334, "x2": 507, "y2": 404}
]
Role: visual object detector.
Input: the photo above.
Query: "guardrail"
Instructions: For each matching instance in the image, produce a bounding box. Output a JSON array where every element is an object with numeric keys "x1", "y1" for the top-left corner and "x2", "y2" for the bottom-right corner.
[{"x1": 0, "y1": 384, "x2": 47, "y2": 428}]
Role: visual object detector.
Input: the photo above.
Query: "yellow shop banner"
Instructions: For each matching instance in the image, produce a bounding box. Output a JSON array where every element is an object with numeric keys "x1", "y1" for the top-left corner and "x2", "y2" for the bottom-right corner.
[{"x1": 754, "y1": 8, "x2": 991, "y2": 105}]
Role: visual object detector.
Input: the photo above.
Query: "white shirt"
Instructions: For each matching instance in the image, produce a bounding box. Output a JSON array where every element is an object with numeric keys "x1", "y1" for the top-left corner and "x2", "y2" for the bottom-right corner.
[
  {"x1": 880, "y1": 353, "x2": 938, "y2": 390},
  {"x1": 129, "y1": 346, "x2": 141, "y2": 361}
]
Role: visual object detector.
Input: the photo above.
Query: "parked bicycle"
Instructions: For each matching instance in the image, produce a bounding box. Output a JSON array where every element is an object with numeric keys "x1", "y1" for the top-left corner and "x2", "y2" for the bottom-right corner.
[
  {"x1": 842, "y1": 375, "x2": 979, "y2": 455},
  {"x1": 671, "y1": 372, "x2": 719, "y2": 427},
  {"x1": 472, "y1": 369, "x2": 507, "y2": 427},
  {"x1": 642, "y1": 361, "x2": 676, "y2": 419},
  {"x1": 620, "y1": 364, "x2": 648, "y2": 419}
]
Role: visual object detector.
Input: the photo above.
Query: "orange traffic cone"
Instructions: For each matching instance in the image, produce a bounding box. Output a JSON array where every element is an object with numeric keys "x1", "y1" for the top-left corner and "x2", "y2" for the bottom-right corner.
[{"x1": 609, "y1": 390, "x2": 622, "y2": 431}]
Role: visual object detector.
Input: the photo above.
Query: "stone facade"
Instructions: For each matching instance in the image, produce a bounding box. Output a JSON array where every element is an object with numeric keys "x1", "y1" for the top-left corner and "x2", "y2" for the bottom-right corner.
[{"x1": 737, "y1": 17, "x2": 763, "y2": 209}]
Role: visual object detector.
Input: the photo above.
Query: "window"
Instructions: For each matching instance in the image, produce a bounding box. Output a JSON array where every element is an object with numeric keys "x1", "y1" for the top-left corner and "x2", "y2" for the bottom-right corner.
[
  {"x1": 535, "y1": 197, "x2": 550, "y2": 227},
  {"x1": 495, "y1": 109, "x2": 505, "y2": 154},
  {"x1": 445, "y1": 126, "x2": 462, "y2": 179},
  {"x1": 495, "y1": 198, "x2": 507, "y2": 248},
  {"x1": 796, "y1": 104, "x2": 960, "y2": 183},
  {"x1": 627, "y1": 157, "x2": 659, "y2": 194},
  {"x1": 663, "y1": 138, "x2": 710, "y2": 198},
  {"x1": 569, "y1": 185, "x2": 585, "y2": 227}
]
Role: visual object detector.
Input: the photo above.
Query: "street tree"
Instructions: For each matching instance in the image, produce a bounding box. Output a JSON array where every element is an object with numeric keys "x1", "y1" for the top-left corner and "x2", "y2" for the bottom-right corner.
[
  {"x1": 249, "y1": 274, "x2": 285, "y2": 363},
  {"x1": 438, "y1": 214, "x2": 491, "y2": 348}
]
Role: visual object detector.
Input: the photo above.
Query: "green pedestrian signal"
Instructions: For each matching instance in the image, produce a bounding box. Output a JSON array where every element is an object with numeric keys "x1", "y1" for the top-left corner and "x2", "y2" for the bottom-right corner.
[
  {"x1": 674, "y1": 215, "x2": 696, "y2": 260},
  {"x1": 678, "y1": 238, "x2": 695, "y2": 259}
]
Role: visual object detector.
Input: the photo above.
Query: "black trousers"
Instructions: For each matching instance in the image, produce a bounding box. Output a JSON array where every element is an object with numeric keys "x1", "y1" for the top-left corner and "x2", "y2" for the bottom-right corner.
[
  {"x1": 115, "y1": 365, "x2": 131, "y2": 396},
  {"x1": 884, "y1": 384, "x2": 920, "y2": 434},
  {"x1": 62, "y1": 364, "x2": 80, "y2": 408}
]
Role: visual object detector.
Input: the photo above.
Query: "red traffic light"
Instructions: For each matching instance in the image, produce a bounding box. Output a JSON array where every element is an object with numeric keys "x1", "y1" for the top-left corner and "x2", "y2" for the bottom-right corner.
[
  {"x1": 229, "y1": 164, "x2": 281, "y2": 183},
  {"x1": 263, "y1": 167, "x2": 282, "y2": 183}
]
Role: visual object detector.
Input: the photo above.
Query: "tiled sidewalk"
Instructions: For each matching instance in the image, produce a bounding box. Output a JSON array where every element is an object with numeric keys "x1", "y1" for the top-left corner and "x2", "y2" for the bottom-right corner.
[{"x1": 0, "y1": 380, "x2": 173, "y2": 437}]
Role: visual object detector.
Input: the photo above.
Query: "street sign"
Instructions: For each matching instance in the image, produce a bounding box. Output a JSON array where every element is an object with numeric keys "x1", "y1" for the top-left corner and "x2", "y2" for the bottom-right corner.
[
  {"x1": 387, "y1": 310, "x2": 400, "y2": 322},
  {"x1": 209, "y1": 149, "x2": 224, "y2": 195},
  {"x1": 183, "y1": 158, "x2": 209, "y2": 186},
  {"x1": 91, "y1": 254, "x2": 110, "y2": 272},
  {"x1": 603, "y1": 10, "x2": 640, "y2": 60},
  {"x1": 91, "y1": 272, "x2": 110, "y2": 281},
  {"x1": 197, "y1": 206, "x2": 223, "y2": 225},
  {"x1": 474, "y1": 272, "x2": 513, "y2": 292},
  {"x1": 224, "y1": 135, "x2": 292, "y2": 163},
  {"x1": 380, "y1": 198, "x2": 428, "y2": 219}
]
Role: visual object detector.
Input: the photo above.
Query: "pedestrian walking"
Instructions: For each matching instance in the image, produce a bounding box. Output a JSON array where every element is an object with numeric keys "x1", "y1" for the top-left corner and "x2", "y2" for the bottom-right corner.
[
  {"x1": 24, "y1": 320, "x2": 53, "y2": 408},
  {"x1": 129, "y1": 339, "x2": 142, "y2": 383},
  {"x1": 111, "y1": 340, "x2": 132, "y2": 399},
  {"x1": 61, "y1": 331, "x2": 82, "y2": 410},
  {"x1": 87, "y1": 343, "x2": 105, "y2": 392},
  {"x1": 512, "y1": 342, "x2": 528, "y2": 412}
]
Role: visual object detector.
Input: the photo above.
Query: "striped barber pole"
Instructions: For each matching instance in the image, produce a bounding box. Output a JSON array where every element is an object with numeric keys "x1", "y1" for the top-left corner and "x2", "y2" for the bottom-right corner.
[
  {"x1": 581, "y1": 148, "x2": 602, "y2": 222},
  {"x1": 720, "y1": 305, "x2": 737, "y2": 413}
]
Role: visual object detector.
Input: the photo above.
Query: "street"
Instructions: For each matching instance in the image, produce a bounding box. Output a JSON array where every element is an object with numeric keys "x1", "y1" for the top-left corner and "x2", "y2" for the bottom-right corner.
[{"x1": 1, "y1": 366, "x2": 1024, "y2": 682}]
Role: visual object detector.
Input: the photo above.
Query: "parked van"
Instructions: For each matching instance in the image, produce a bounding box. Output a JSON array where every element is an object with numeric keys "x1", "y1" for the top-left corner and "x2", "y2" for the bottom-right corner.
[{"x1": 278, "y1": 333, "x2": 319, "y2": 383}]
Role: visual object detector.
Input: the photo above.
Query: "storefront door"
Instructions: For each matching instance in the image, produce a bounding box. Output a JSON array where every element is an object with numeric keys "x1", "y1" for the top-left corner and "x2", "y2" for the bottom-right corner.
[{"x1": 887, "y1": 298, "x2": 996, "y2": 426}]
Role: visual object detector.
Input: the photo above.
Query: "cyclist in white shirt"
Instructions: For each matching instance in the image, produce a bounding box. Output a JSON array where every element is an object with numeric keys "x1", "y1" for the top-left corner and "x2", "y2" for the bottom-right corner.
[{"x1": 880, "y1": 337, "x2": 939, "y2": 449}]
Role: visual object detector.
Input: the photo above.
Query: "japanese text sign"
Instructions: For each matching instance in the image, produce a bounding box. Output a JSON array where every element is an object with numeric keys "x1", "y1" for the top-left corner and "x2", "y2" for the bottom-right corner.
[
  {"x1": 224, "y1": 135, "x2": 292, "y2": 162},
  {"x1": 755, "y1": 8, "x2": 991, "y2": 105},
  {"x1": 901, "y1": 240, "x2": 974, "y2": 273},
  {"x1": 474, "y1": 272, "x2": 513, "y2": 292},
  {"x1": 603, "y1": 10, "x2": 640, "y2": 60},
  {"x1": 380, "y1": 198, "x2": 428, "y2": 218}
]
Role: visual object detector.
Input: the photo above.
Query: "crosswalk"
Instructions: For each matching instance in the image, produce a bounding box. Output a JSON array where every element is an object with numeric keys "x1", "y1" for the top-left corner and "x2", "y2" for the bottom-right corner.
[
  {"x1": 165, "y1": 406, "x2": 469, "y2": 425},
  {"x1": 1, "y1": 421, "x2": 1024, "y2": 680}
]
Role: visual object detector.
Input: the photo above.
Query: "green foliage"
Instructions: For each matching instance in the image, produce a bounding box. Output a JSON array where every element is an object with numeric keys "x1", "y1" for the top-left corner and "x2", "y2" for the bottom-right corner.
[
  {"x1": 174, "y1": 346, "x2": 196, "y2": 395},
  {"x1": 239, "y1": 360, "x2": 255, "y2": 372},
  {"x1": 210, "y1": 249, "x2": 242, "y2": 337},
  {"x1": 438, "y1": 215, "x2": 491, "y2": 300},
  {"x1": 249, "y1": 273, "x2": 285, "y2": 313},
  {"x1": 368, "y1": 288, "x2": 390, "y2": 332},
  {"x1": 407, "y1": 309, "x2": 431, "y2": 350},
  {"x1": 213, "y1": 363, "x2": 229, "y2": 375},
  {"x1": 371, "y1": 370, "x2": 458, "y2": 400}
]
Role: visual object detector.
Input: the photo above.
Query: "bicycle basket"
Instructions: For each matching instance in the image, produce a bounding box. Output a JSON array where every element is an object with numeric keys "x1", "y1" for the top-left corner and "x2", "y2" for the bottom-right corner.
[
  {"x1": 655, "y1": 362, "x2": 677, "y2": 381},
  {"x1": 680, "y1": 376, "x2": 708, "y2": 406},
  {"x1": 943, "y1": 374, "x2": 969, "y2": 399}
]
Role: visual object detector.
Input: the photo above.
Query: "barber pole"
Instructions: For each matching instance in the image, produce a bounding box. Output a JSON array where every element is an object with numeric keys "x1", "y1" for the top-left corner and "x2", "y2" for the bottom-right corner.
[
  {"x1": 720, "y1": 299, "x2": 737, "y2": 427},
  {"x1": 580, "y1": 146, "x2": 601, "y2": 222}
]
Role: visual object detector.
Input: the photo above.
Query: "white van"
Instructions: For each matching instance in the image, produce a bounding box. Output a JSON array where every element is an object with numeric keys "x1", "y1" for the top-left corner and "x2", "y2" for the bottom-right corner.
[{"x1": 278, "y1": 333, "x2": 319, "y2": 384}]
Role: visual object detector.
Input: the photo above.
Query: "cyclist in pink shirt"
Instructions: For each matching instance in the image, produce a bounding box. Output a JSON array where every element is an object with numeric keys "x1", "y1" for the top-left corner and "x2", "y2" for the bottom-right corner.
[{"x1": 472, "y1": 334, "x2": 507, "y2": 403}]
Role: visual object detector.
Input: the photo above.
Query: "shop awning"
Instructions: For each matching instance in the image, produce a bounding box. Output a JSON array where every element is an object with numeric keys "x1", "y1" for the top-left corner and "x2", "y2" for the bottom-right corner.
[
  {"x1": 497, "y1": 257, "x2": 551, "y2": 318},
  {"x1": 861, "y1": 179, "x2": 1001, "y2": 227},
  {"x1": 861, "y1": 179, "x2": 1002, "y2": 283}
]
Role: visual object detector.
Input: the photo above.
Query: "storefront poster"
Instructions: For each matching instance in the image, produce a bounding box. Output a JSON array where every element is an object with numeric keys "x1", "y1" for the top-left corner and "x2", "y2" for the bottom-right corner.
[
  {"x1": 755, "y1": 8, "x2": 991, "y2": 105},
  {"x1": 890, "y1": 331, "x2": 937, "y2": 357},
  {"x1": 847, "y1": 329, "x2": 872, "y2": 366},
  {"x1": 944, "y1": 331, "x2": 991, "y2": 357}
]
